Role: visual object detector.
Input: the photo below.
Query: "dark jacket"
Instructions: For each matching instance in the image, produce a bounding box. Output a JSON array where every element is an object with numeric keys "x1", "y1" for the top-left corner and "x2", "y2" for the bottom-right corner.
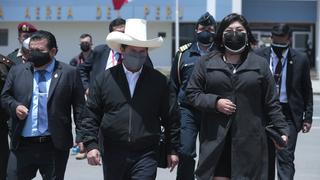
[
  {"x1": 255, "y1": 47, "x2": 313, "y2": 131},
  {"x1": 7, "y1": 48, "x2": 23, "y2": 65},
  {"x1": 78, "y1": 44, "x2": 154, "y2": 90},
  {"x1": 82, "y1": 64, "x2": 180, "y2": 155},
  {"x1": 69, "y1": 51, "x2": 93, "y2": 67},
  {"x1": 0, "y1": 54, "x2": 14, "y2": 131},
  {"x1": 170, "y1": 42, "x2": 215, "y2": 106},
  {"x1": 186, "y1": 51, "x2": 289, "y2": 180},
  {"x1": 1, "y1": 61, "x2": 85, "y2": 150}
]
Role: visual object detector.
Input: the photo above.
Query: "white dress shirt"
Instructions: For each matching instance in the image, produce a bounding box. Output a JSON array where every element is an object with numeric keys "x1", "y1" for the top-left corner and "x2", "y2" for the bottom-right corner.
[{"x1": 122, "y1": 64, "x2": 143, "y2": 97}]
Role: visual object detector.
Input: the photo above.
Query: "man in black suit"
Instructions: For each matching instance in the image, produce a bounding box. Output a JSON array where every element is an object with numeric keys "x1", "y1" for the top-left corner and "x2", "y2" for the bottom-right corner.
[
  {"x1": 1, "y1": 30, "x2": 85, "y2": 180},
  {"x1": 255, "y1": 24, "x2": 313, "y2": 180},
  {"x1": 78, "y1": 18, "x2": 153, "y2": 95},
  {"x1": 81, "y1": 18, "x2": 180, "y2": 179}
]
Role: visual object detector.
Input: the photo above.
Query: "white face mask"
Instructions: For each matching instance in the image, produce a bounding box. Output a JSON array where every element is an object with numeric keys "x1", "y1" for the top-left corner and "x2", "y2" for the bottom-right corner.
[{"x1": 123, "y1": 52, "x2": 146, "y2": 71}]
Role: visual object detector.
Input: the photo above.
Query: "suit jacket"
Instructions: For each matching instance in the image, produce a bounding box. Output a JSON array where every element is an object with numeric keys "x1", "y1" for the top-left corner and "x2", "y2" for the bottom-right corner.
[
  {"x1": 1, "y1": 61, "x2": 85, "y2": 150},
  {"x1": 255, "y1": 47, "x2": 313, "y2": 131},
  {"x1": 78, "y1": 44, "x2": 154, "y2": 90}
]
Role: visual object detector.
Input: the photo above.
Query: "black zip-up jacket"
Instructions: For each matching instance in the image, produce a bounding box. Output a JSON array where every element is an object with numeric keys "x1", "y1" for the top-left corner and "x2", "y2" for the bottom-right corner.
[{"x1": 82, "y1": 64, "x2": 180, "y2": 154}]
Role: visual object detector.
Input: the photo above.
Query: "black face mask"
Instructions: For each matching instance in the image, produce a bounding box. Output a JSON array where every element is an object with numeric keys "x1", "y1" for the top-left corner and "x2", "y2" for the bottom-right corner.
[
  {"x1": 80, "y1": 42, "x2": 91, "y2": 52},
  {"x1": 223, "y1": 31, "x2": 247, "y2": 53},
  {"x1": 196, "y1": 31, "x2": 215, "y2": 45},
  {"x1": 271, "y1": 43, "x2": 289, "y2": 58},
  {"x1": 29, "y1": 50, "x2": 51, "y2": 67}
]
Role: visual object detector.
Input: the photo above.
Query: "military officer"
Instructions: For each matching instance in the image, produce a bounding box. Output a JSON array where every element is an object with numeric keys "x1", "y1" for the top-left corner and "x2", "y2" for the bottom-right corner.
[
  {"x1": 7, "y1": 22, "x2": 37, "y2": 64},
  {"x1": 170, "y1": 12, "x2": 217, "y2": 180}
]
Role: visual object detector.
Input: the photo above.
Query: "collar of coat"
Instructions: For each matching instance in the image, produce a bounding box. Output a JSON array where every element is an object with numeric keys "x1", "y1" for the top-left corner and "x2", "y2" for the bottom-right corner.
[
  {"x1": 263, "y1": 47, "x2": 297, "y2": 63},
  {"x1": 205, "y1": 51, "x2": 263, "y2": 74}
]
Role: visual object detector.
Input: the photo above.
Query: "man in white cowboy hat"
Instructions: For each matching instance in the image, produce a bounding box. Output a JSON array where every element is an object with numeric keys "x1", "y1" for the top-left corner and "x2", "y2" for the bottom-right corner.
[{"x1": 81, "y1": 18, "x2": 180, "y2": 179}]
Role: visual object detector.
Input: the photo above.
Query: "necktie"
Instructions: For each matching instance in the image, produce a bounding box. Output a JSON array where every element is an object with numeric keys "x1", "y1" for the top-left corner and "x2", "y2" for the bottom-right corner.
[
  {"x1": 274, "y1": 55, "x2": 283, "y2": 85},
  {"x1": 114, "y1": 52, "x2": 122, "y2": 65},
  {"x1": 37, "y1": 70, "x2": 48, "y2": 133}
]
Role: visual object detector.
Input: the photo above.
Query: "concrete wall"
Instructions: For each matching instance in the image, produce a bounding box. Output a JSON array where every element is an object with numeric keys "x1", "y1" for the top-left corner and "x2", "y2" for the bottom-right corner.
[{"x1": 0, "y1": 21, "x2": 172, "y2": 67}]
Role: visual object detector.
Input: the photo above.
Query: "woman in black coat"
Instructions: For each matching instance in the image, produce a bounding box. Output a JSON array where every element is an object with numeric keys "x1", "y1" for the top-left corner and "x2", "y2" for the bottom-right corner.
[{"x1": 186, "y1": 13, "x2": 289, "y2": 180}]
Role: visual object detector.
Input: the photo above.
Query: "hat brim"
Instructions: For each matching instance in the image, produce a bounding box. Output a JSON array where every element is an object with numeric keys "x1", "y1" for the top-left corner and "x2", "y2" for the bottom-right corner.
[{"x1": 106, "y1": 31, "x2": 163, "y2": 52}]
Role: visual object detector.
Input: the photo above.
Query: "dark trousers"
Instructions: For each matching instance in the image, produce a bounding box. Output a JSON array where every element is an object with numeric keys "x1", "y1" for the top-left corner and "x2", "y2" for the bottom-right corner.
[
  {"x1": 268, "y1": 121, "x2": 298, "y2": 180},
  {"x1": 6, "y1": 140, "x2": 69, "y2": 180},
  {"x1": 176, "y1": 106, "x2": 200, "y2": 180},
  {"x1": 101, "y1": 144, "x2": 158, "y2": 180},
  {"x1": 0, "y1": 129, "x2": 9, "y2": 180}
]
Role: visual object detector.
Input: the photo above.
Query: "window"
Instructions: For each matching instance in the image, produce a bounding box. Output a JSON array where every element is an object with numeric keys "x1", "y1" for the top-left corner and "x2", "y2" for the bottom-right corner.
[
  {"x1": 0, "y1": 29, "x2": 8, "y2": 46},
  {"x1": 292, "y1": 31, "x2": 311, "y2": 51}
]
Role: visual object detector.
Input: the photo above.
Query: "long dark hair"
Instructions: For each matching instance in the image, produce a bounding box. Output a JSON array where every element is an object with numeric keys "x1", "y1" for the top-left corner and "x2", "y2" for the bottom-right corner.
[{"x1": 215, "y1": 13, "x2": 257, "y2": 55}]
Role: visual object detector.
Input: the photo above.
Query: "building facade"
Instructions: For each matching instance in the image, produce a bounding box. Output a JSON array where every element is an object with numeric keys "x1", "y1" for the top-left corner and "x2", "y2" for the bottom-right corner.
[{"x1": 0, "y1": 0, "x2": 319, "y2": 75}]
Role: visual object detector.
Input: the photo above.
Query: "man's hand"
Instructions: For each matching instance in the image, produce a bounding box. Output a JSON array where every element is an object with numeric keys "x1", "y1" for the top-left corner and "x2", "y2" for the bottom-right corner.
[
  {"x1": 302, "y1": 122, "x2": 312, "y2": 133},
  {"x1": 273, "y1": 135, "x2": 288, "y2": 150},
  {"x1": 87, "y1": 149, "x2": 101, "y2": 166},
  {"x1": 167, "y1": 155, "x2": 179, "y2": 172},
  {"x1": 216, "y1": 98, "x2": 236, "y2": 115},
  {"x1": 16, "y1": 105, "x2": 28, "y2": 120}
]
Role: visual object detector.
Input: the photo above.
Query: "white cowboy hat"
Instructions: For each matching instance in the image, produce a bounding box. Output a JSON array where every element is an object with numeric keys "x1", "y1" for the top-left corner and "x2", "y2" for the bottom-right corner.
[{"x1": 106, "y1": 18, "x2": 163, "y2": 52}]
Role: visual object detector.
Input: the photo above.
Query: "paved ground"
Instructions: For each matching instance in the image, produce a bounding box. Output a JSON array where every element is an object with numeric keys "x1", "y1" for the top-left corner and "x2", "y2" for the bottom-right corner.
[{"x1": 32, "y1": 95, "x2": 320, "y2": 180}]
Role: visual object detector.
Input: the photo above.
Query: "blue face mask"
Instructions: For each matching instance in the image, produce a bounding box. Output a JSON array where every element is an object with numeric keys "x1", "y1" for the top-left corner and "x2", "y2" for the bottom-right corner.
[{"x1": 123, "y1": 52, "x2": 146, "y2": 71}]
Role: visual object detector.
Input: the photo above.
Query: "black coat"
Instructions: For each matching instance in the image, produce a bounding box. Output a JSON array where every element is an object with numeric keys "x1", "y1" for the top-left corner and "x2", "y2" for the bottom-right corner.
[
  {"x1": 0, "y1": 54, "x2": 14, "y2": 131},
  {"x1": 82, "y1": 64, "x2": 180, "y2": 154},
  {"x1": 255, "y1": 47, "x2": 313, "y2": 131},
  {"x1": 186, "y1": 51, "x2": 289, "y2": 180},
  {"x1": 1, "y1": 61, "x2": 85, "y2": 150}
]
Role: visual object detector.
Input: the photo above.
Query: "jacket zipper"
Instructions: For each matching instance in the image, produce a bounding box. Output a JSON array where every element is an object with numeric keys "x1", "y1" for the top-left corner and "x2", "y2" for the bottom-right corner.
[{"x1": 128, "y1": 107, "x2": 132, "y2": 142}]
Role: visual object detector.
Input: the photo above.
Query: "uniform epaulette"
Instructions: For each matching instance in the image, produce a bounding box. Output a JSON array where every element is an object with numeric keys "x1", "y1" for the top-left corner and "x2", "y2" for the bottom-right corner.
[
  {"x1": 0, "y1": 54, "x2": 14, "y2": 67},
  {"x1": 178, "y1": 43, "x2": 192, "y2": 53}
]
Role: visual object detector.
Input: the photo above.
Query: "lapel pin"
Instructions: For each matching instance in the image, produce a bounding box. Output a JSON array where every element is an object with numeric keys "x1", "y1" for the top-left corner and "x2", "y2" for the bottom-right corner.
[
  {"x1": 54, "y1": 73, "x2": 58, "y2": 78},
  {"x1": 289, "y1": 61, "x2": 293, "y2": 64}
]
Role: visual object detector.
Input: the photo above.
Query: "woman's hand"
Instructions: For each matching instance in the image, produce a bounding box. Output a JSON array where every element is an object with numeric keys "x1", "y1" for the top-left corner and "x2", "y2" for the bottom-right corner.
[{"x1": 216, "y1": 98, "x2": 236, "y2": 115}]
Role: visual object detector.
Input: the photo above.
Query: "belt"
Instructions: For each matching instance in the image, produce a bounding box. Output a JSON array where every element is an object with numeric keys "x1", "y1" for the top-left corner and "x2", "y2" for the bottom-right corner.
[{"x1": 20, "y1": 136, "x2": 52, "y2": 143}]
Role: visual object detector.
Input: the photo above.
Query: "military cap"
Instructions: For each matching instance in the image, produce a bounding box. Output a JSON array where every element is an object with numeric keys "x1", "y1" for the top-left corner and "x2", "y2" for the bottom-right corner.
[
  {"x1": 196, "y1": 12, "x2": 216, "y2": 27},
  {"x1": 17, "y1": 22, "x2": 37, "y2": 33}
]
